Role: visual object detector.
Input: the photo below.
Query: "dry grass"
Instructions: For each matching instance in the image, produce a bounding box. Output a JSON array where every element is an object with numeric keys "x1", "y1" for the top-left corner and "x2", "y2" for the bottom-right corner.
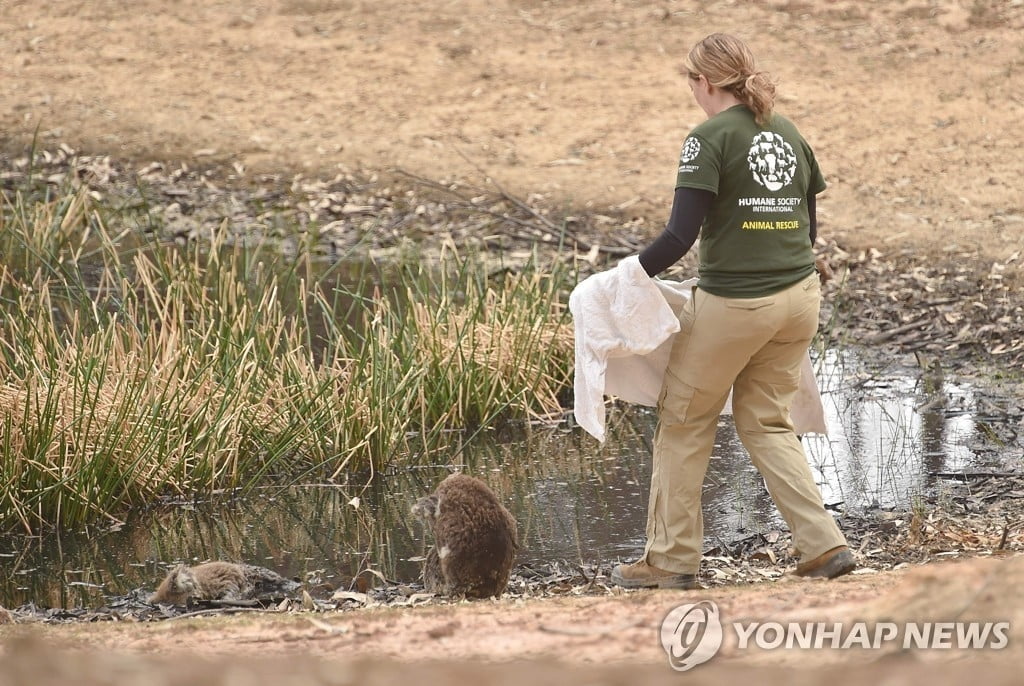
[{"x1": 0, "y1": 183, "x2": 575, "y2": 533}]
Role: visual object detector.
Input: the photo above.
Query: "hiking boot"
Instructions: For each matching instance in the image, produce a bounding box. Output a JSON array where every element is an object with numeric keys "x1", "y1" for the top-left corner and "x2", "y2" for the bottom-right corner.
[
  {"x1": 610, "y1": 559, "x2": 698, "y2": 590},
  {"x1": 795, "y1": 546, "x2": 856, "y2": 579}
]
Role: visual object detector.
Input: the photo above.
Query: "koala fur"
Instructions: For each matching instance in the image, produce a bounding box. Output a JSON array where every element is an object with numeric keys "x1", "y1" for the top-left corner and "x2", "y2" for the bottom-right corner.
[
  {"x1": 411, "y1": 473, "x2": 518, "y2": 599},
  {"x1": 149, "y1": 561, "x2": 300, "y2": 605}
]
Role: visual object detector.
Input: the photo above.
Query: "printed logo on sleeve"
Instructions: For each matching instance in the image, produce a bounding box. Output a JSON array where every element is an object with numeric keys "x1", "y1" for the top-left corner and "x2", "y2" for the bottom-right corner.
[
  {"x1": 678, "y1": 136, "x2": 702, "y2": 174},
  {"x1": 679, "y1": 136, "x2": 701, "y2": 164},
  {"x1": 747, "y1": 132, "x2": 797, "y2": 191}
]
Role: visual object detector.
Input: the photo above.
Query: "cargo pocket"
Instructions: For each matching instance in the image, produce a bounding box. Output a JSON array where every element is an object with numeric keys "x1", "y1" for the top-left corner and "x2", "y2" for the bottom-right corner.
[{"x1": 658, "y1": 376, "x2": 696, "y2": 426}]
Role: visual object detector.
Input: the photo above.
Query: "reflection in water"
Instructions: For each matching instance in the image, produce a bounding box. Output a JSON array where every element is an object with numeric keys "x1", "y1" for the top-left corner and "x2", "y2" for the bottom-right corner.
[
  {"x1": 804, "y1": 348, "x2": 978, "y2": 510},
  {"x1": 0, "y1": 349, "x2": 1007, "y2": 609}
]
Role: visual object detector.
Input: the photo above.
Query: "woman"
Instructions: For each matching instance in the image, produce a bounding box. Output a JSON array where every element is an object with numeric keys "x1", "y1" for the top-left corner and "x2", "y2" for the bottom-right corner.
[{"x1": 611, "y1": 33, "x2": 854, "y2": 589}]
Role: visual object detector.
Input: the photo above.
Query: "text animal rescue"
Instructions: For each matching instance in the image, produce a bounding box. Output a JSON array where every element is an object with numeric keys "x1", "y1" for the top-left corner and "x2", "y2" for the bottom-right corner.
[{"x1": 741, "y1": 220, "x2": 802, "y2": 230}]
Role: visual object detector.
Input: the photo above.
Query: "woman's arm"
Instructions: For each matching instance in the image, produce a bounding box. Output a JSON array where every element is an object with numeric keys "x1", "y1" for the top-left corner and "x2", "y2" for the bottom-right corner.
[
  {"x1": 638, "y1": 186, "x2": 715, "y2": 277},
  {"x1": 808, "y1": 191, "x2": 817, "y2": 245}
]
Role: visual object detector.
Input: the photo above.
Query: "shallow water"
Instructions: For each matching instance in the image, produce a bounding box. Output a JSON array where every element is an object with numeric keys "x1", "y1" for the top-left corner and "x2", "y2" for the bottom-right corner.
[{"x1": 0, "y1": 348, "x2": 1013, "y2": 609}]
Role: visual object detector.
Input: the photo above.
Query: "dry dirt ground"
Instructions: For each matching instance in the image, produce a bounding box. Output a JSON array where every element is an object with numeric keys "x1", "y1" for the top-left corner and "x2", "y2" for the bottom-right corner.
[
  {"x1": 2, "y1": 555, "x2": 1024, "y2": 683},
  {"x1": 2, "y1": 0, "x2": 1023, "y2": 266},
  {"x1": 1, "y1": 0, "x2": 1023, "y2": 682}
]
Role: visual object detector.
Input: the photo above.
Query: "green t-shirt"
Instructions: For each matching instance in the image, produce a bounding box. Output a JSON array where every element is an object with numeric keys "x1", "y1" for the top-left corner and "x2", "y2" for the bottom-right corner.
[{"x1": 675, "y1": 105, "x2": 826, "y2": 298}]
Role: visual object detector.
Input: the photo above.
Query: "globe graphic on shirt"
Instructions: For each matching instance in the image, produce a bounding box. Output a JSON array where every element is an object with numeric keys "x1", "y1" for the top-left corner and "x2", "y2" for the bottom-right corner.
[
  {"x1": 679, "y1": 136, "x2": 701, "y2": 164},
  {"x1": 747, "y1": 132, "x2": 797, "y2": 191}
]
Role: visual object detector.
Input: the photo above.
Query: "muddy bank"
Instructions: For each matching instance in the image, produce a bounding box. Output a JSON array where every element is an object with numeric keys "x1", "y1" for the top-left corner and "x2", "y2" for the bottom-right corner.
[
  {"x1": 3, "y1": 467, "x2": 1022, "y2": 625},
  {"x1": 2, "y1": 554, "x2": 1023, "y2": 676}
]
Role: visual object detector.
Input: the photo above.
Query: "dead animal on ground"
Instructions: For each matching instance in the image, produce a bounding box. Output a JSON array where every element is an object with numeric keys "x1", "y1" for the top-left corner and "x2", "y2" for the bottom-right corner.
[
  {"x1": 411, "y1": 473, "x2": 519, "y2": 599},
  {"x1": 149, "y1": 561, "x2": 301, "y2": 605}
]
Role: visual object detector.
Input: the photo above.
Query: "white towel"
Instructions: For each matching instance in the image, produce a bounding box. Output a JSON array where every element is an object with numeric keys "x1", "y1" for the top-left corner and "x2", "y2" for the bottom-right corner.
[{"x1": 569, "y1": 255, "x2": 828, "y2": 443}]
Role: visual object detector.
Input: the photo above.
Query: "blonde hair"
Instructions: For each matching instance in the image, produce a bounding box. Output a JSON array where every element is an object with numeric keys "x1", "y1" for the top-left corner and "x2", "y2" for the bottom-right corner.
[{"x1": 684, "y1": 33, "x2": 776, "y2": 126}]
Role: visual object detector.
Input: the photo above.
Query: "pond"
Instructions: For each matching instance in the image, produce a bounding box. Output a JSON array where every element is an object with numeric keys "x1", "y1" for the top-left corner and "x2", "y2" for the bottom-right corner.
[{"x1": 0, "y1": 346, "x2": 1010, "y2": 610}]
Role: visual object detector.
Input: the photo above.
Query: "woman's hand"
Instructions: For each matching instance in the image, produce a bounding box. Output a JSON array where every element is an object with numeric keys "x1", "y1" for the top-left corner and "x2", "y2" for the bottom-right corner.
[{"x1": 815, "y1": 255, "x2": 834, "y2": 284}]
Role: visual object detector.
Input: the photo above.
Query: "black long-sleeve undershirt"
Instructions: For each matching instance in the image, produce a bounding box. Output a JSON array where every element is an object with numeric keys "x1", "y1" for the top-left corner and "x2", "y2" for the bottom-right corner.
[
  {"x1": 638, "y1": 187, "x2": 820, "y2": 278},
  {"x1": 807, "y1": 192, "x2": 817, "y2": 245},
  {"x1": 638, "y1": 187, "x2": 714, "y2": 277}
]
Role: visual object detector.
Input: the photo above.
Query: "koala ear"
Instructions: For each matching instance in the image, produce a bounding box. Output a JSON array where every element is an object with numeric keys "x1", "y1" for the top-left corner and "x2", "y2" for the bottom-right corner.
[
  {"x1": 413, "y1": 494, "x2": 440, "y2": 519},
  {"x1": 169, "y1": 563, "x2": 188, "y2": 586}
]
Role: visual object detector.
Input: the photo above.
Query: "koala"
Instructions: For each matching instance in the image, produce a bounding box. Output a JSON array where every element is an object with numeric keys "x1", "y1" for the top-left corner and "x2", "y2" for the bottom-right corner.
[
  {"x1": 149, "y1": 561, "x2": 300, "y2": 605},
  {"x1": 411, "y1": 473, "x2": 518, "y2": 599}
]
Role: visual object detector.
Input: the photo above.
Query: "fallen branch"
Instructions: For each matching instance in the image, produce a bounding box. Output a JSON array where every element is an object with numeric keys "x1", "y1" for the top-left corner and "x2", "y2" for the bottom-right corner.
[
  {"x1": 929, "y1": 471, "x2": 1022, "y2": 480},
  {"x1": 391, "y1": 165, "x2": 634, "y2": 256},
  {"x1": 164, "y1": 606, "x2": 271, "y2": 621},
  {"x1": 866, "y1": 317, "x2": 932, "y2": 344}
]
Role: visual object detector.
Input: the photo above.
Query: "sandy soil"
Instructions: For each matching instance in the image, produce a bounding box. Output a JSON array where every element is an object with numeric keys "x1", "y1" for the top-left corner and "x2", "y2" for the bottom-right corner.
[
  {"x1": 3, "y1": 554, "x2": 1023, "y2": 682},
  {"x1": 2, "y1": 0, "x2": 1023, "y2": 266},
  {"x1": 2, "y1": 0, "x2": 1023, "y2": 681}
]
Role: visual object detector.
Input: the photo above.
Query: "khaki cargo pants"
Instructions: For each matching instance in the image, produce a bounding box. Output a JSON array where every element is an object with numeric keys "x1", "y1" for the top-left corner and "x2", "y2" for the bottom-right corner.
[{"x1": 643, "y1": 272, "x2": 847, "y2": 574}]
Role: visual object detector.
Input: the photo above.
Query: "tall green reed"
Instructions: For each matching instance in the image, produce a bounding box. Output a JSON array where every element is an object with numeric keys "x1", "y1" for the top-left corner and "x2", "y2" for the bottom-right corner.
[{"x1": 0, "y1": 182, "x2": 575, "y2": 534}]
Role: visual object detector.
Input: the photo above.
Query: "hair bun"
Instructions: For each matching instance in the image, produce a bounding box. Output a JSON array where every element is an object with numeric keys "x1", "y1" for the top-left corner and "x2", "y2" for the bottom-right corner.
[{"x1": 689, "y1": 33, "x2": 776, "y2": 125}]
